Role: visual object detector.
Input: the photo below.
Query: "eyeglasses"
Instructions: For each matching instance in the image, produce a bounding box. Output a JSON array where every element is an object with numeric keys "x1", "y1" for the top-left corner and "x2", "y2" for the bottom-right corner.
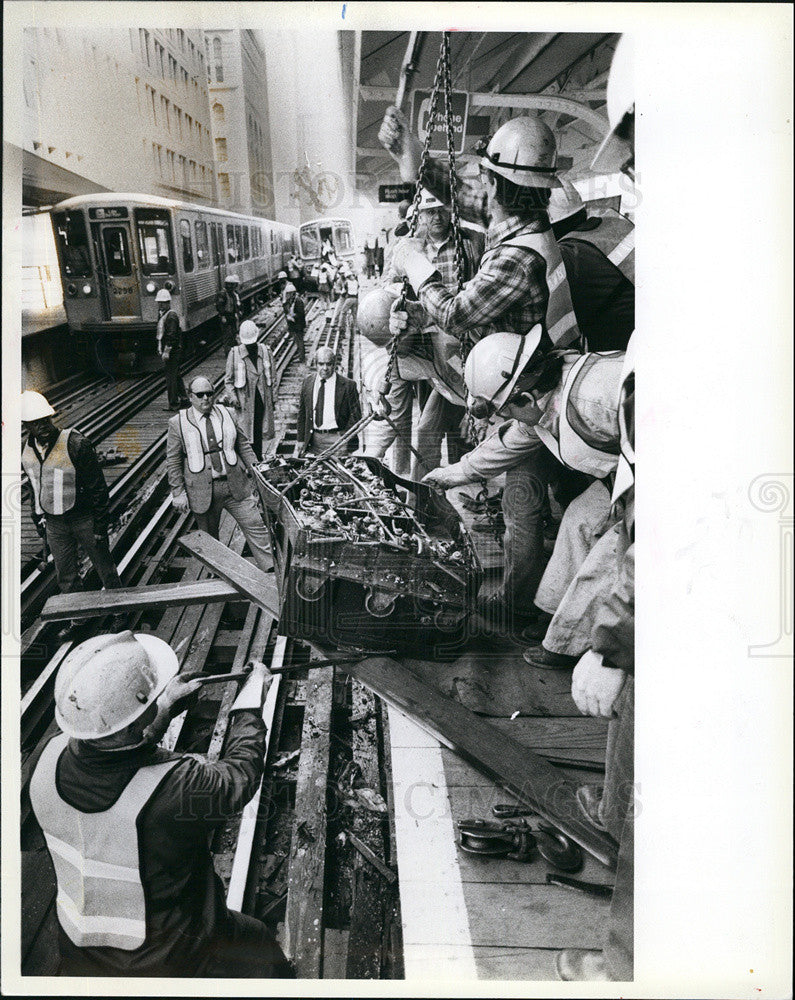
[
  {"x1": 467, "y1": 335, "x2": 529, "y2": 420},
  {"x1": 192, "y1": 390, "x2": 213, "y2": 398}
]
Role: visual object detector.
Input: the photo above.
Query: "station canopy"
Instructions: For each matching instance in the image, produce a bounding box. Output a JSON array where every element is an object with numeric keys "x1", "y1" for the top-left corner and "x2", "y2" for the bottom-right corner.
[{"x1": 356, "y1": 31, "x2": 620, "y2": 194}]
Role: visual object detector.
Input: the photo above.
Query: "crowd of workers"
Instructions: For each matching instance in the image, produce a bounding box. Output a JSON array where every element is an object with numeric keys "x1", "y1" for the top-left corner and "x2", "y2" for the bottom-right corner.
[{"x1": 21, "y1": 35, "x2": 635, "y2": 983}]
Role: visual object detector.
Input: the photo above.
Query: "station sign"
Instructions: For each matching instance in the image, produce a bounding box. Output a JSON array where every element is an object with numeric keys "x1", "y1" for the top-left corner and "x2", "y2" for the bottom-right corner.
[
  {"x1": 378, "y1": 183, "x2": 415, "y2": 204},
  {"x1": 412, "y1": 89, "x2": 470, "y2": 153}
]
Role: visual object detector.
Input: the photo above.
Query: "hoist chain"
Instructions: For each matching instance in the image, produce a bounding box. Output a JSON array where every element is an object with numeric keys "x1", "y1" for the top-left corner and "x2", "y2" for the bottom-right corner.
[{"x1": 383, "y1": 35, "x2": 451, "y2": 393}]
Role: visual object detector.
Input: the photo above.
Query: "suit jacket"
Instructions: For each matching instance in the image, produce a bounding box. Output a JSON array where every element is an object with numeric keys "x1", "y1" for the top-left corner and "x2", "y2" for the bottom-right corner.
[
  {"x1": 167, "y1": 406, "x2": 258, "y2": 514},
  {"x1": 296, "y1": 372, "x2": 362, "y2": 451}
]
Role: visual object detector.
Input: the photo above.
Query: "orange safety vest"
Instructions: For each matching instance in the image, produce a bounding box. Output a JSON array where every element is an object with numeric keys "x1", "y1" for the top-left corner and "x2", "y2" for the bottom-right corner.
[
  {"x1": 22, "y1": 429, "x2": 77, "y2": 516},
  {"x1": 29, "y1": 733, "x2": 181, "y2": 951}
]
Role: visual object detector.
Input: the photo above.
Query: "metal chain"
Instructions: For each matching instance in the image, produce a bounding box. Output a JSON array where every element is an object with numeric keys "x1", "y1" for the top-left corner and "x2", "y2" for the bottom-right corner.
[
  {"x1": 441, "y1": 33, "x2": 466, "y2": 297},
  {"x1": 383, "y1": 39, "x2": 449, "y2": 392}
]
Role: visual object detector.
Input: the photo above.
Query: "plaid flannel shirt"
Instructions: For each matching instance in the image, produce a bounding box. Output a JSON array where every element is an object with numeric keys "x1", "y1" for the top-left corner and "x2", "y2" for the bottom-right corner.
[{"x1": 417, "y1": 159, "x2": 551, "y2": 342}]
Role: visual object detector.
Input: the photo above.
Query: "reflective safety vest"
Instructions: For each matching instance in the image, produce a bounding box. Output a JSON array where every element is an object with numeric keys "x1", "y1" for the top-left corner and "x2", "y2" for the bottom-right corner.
[
  {"x1": 178, "y1": 405, "x2": 239, "y2": 474},
  {"x1": 536, "y1": 352, "x2": 624, "y2": 478},
  {"x1": 22, "y1": 429, "x2": 77, "y2": 516},
  {"x1": 230, "y1": 343, "x2": 273, "y2": 390},
  {"x1": 561, "y1": 209, "x2": 635, "y2": 284},
  {"x1": 29, "y1": 733, "x2": 181, "y2": 951},
  {"x1": 496, "y1": 228, "x2": 581, "y2": 348}
]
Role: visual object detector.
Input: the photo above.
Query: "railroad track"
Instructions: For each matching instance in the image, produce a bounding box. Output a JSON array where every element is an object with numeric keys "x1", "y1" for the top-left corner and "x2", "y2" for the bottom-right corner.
[{"x1": 20, "y1": 293, "x2": 404, "y2": 978}]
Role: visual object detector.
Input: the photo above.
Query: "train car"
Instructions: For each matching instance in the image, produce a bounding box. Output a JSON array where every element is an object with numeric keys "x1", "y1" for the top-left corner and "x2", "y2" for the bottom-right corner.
[
  {"x1": 298, "y1": 216, "x2": 358, "y2": 286},
  {"x1": 49, "y1": 192, "x2": 299, "y2": 368}
]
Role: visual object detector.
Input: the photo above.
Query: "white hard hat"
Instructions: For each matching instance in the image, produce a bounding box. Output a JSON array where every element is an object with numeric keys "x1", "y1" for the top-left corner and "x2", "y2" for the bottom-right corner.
[
  {"x1": 277, "y1": 270, "x2": 288, "y2": 279},
  {"x1": 407, "y1": 188, "x2": 446, "y2": 219},
  {"x1": 21, "y1": 390, "x2": 56, "y2": 422},
  {"x1": 591, "y1": 35, "x2": 634, "y2": 175},
  {"x1": 54, "y1": 631, "x2": 178, "y2": 740},
  {"x1": 357, "y1": 286, "x2": 398, "y2": 348},
  {"x1": 481, "y1": 117, "x2": 559, "y2": 189},
  {"x1": 155, "y1": 288, "x2": 172, "y2": 303},
  {"x1": 464, "y1": 327, "x2": 544, "y2": 412},
  {"x1": 225, "y1": 273, "x2": 240, "y2": 285},
  {"x1": 548, "y1": 177, "x2": 585, "y2": 224},
  {"x1": 238, "y1": 319, "x2": 260, "y2": 345},
  {"x1": 283, "y1": 281, "x2": 297, "y2": 294}
]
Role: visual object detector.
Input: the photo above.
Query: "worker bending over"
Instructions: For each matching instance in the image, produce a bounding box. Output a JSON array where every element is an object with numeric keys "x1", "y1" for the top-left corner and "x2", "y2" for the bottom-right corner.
[
  {"x1": 29, "y1": 631, "x2": 293, "y2": 978},
  {"x1": 379, "y1": 109, "x2": 582, "y2": 632}
]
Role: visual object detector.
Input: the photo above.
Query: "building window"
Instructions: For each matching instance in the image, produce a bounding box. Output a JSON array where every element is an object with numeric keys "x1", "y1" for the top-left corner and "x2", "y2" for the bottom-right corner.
[
  {"x1": 167, "y1": 149, "x2": 175, "y2": 181},
  {"x1": 213, "y1": 101, "x2": 225, "y2": 125},
  {"x1": 140, "y1": 29, "x2": 151, "y2": 66},
  {"x1": 169, "y1": 54, "x2": 177, "y2": 83},
  {"x1": 215, "y1": 137, "x2": 228, "y2": 163},
  {"x1": 177, "y1": 28, "x2": 185, "y2": 51},
  {"x1": 213, "y1": 37, "x2": 223, "y2": 83},
  {"x1": 176, "y1": 107, "x2": 183, "y2": 138},
  {"x1": 148, "y1": 85, "x2": 157, "y2": 124},
  {"x1": 181, "y1": 67, "x2": 189, "y2": 88},
  {"x1": 161, "y1": 96, "x2": 170, "y2": 130}
]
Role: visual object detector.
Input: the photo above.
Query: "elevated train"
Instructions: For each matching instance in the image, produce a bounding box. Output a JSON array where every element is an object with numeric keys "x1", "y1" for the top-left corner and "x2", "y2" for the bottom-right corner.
[
  {"x1": 298, "y1": 216, "x2": 358, "y2": 287},
  {"x1": 49, "y1": 193, "x2": 301, "y2": 368}
]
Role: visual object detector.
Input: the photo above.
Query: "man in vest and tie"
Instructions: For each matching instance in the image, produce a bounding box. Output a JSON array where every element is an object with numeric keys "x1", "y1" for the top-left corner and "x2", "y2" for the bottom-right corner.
[
  {"x1": 21, "y1": 390, "x2": 124, "y2": 641},
  {"x1": 29, "y1": 630, "x2": 293, "y2": 978},
  {"x1": 380, "y1": 110, "x2": 583, "y2": 634},
  {"x1": 166, "y1": 376, "x2": 271, "y2": 572},
  {"x1": 295, "y1": 347, "x2": 362, "y2": 457}
]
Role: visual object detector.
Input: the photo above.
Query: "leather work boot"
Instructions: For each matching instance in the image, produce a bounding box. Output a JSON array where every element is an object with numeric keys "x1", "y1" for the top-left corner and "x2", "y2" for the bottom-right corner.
[
  {"x1": 555, "y1": 948, "x2": 608, "y2": 981},
  {"x1": 518, "y1": 609, "x2": 553, "y2": 643},
  {"x1": 522, "y1": 644, "x2": 577, "y2": 670},
  {"x1": 576, "y1": 784, "x2": 609, "y2": 832}
]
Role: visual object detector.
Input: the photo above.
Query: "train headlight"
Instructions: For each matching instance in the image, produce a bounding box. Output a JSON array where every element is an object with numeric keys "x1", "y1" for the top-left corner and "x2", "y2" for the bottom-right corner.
[
  {"x1": 82, "y1": 284, "x2": 92, "y2": 295},
  {"x1": 66, "y1": 283, "x2": 77, "y2": 297},
  {"x1": 164, "y1": 280, "x2": 175, "y2": 292},
  {"x1": 146, "y1": 281, "x2": 156, "y2": 293}
]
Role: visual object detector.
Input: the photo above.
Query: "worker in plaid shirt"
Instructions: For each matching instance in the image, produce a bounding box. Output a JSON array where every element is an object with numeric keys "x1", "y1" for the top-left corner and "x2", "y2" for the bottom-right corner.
[{"x1": 379, "y1": 108, "x2": 582, "y2": 637}]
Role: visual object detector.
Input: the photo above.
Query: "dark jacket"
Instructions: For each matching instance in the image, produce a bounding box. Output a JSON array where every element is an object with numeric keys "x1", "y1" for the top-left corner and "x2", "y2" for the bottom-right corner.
[
  {"x1": 33, "y1": 710, "x2": 267, "y2": 977},
  {"x1": 285, "y1": 294, "x2": 306, "y2": 331},
  {"x1": 25, "y1": 429, "x2": 112, "y2": 534},
  {"x1": 296, "y1": 372, "x2": 362, "y2": 450}
]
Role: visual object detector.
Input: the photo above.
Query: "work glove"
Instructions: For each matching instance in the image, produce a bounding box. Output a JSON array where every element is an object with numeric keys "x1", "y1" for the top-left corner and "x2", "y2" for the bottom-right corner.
[
  {"x1": 231, "y1": 659, "x2": 274, "y2": 712},
  {"x1": 33, "y1": 516, "x2": 46, "y2": 539},
  {"x1": 378, "y1": 106, "x2": 422, "y2": 181},
  {"x1": 142, "y1": 671, "x2": 204, "y2": 745},
  {"x1": 389, "y1": 238, "x2": 439, "y2": 292},
  {"x1": 389, "y1": 299, "x2": 426, "y2": 355},
  {"x1": 571, "y1": 649, "x2": 627, "y2": 719},
  {"x1": 422, "y1": 463, "x2": 472, "y2": 491}
]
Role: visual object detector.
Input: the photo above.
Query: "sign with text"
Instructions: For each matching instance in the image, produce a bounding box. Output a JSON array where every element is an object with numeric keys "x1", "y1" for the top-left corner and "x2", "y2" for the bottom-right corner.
[
  {"x1": 378, "y1": 183, "x2": 415, "y2": 204},
  {"x1": 412, "y1": 89, "x2": 470, "y2": 153}
]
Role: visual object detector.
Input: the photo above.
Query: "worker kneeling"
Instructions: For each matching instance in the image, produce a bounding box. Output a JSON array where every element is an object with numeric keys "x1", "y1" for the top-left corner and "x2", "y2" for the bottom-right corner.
[{"x1": 29, "y1": 631, "x2": 294, "y2": 978}]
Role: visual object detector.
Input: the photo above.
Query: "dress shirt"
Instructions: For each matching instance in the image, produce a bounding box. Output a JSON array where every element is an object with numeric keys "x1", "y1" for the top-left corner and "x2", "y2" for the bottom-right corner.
[{"x1": 311, "y1": 372, "x2": 338, "y2": 430}]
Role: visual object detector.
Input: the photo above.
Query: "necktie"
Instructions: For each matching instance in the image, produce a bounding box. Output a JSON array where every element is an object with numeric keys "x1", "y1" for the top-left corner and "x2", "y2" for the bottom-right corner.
[
  {"x1": 203, "y1": 414, "x2": 224, "y2": 475},
  {"x1": 314, "y1": 377, "x2": 326, "y2": 428}
]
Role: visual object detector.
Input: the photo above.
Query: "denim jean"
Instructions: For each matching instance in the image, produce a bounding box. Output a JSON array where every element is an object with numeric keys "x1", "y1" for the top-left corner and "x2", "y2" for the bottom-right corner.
[
  {"x1": 412, "y1": 390, "x2": 466, "y2": 480},
  {"x1": 45, "y1": 513, "x2": 122, "y2": 594},
  {"x1": 499, "y1": 446, "x2": 550, "y2": 617}
]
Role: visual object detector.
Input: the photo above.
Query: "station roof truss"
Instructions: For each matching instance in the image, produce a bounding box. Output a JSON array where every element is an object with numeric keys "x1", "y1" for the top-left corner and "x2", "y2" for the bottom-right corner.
[{"x1": 356, "y1": 30, "x2": 619, "y2": 189}]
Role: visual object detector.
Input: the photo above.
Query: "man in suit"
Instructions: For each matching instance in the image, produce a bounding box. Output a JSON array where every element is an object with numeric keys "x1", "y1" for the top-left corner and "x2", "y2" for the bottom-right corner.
[
  {"x1": 166, "y1": 376, "x2": 271, "y2": 572},
  {"x1": 295, "y1": 347, "x2": 362, "y2": 456}
]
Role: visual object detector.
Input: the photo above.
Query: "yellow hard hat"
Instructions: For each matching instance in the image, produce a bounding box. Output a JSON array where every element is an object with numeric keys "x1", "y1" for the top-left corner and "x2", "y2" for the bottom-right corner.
[{"x1": 55, "y1": 631, "x2": 178, "y2": 740}]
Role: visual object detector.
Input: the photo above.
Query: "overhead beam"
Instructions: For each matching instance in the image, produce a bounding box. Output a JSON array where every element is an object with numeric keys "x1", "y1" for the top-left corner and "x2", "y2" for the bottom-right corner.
[
  {"x1": 358, "y1": 84, "x2": 605, "y2": 104},
  {"x1": 485, "y1": 33, "x2": 558, "y2": 93},
  {"x1": 470, "y1": 92, "x2": 607, "y2": 132}
]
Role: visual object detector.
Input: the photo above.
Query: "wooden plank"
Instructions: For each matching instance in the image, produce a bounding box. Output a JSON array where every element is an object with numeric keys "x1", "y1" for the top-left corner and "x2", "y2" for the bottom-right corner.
[
  {"x1": 225, "y1": 636, "x2": 285, "y2": 911},
  {"x1": 40, "y1": 579, "x2": 242, "y2": 620},
  {"x1": 345, "y1": 658, "x2": 618, "y2": 870},
  {"x1": 284, "y1": 662, "x2": 334, "y2": 978},
  {"x1": 387, "y1": 707, "x2": 477, "y2": 980},
  {"x1": 322, "y1": 929, "x2": 350, "y2": 980},
  {"x1": 178, "y1": 529, "x2": 280, "y2": 617}
]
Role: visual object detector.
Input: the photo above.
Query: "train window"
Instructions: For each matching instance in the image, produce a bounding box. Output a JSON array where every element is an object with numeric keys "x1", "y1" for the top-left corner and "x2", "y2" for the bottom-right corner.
[
  {"x1": 134, "y1": 209, "x2": 174, "y2": 274},
  {"x1": 180, "y1": 219, "x2": 194, "y2": 272},
  {"x1": 242, "y1": 226, "x2": 250, "y2": 260},
  {"x1": 334, "y1": 224, "x2": 353, "y2": 254},
  {"x1": 209, "y1": 223, "x2": 218, "y2": 266},
  {"x1": 102, "y1": 227, "x2": 132, "y2": 276},
  {"x1": 299, "y1": 225, "x2": 320, "y2": 259},
  {"x1": 52, "y1": 210, "x2": 92, "y2": 277},
  {"x1": 194, "y1": 220, "x2": 210, "y2": 268},
  {"x1": 226, "y1": 224, "x2": 237, "y2": 263}
]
